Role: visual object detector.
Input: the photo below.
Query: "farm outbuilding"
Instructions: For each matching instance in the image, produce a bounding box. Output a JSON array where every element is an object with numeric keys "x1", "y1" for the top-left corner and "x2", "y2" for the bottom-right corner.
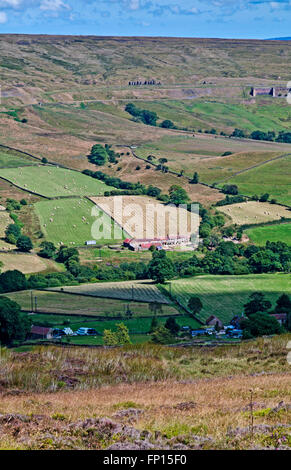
[
  {"x1": 85, "y1": 240, "x2": 97, "y2": 246},
  {"x1": 206, "y1": 315, "x2": 224, "y2": 329},
  {"x1": 30, "y1": 326, "x2": 53, "y2": 340},
  {"x1": 124, "y1": 235, "x2": 191, "y2": 251},
  {"x1": 250, "y1": 86, "x2": 290, "y2": 97},
  {"x1": 270, "y1": 313, "x2": 287, "y2": 326}
]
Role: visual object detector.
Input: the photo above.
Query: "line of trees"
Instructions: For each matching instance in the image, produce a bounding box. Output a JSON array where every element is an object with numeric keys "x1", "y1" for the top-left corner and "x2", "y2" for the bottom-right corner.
[
  {"x1": 4, "y1": 198, "x2": 33, "y2": 252},
  {"x1": 125, "y1": 103, "x2": 158, "y2": 126},
  {"x1": 125, "y1": 103, "x2": 176, "y2": 129},
  {"x1": 231, "y1": 128, "x2": 291, "y2": 143}
]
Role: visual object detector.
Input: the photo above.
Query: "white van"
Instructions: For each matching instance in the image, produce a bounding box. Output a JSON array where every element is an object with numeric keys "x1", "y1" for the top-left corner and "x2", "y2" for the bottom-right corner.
[{"x1": 76, "y1": 327, "x2": 98, "y2": 336}]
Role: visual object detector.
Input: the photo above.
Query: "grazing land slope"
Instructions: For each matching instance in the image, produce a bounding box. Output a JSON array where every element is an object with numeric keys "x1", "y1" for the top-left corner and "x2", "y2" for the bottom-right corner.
[{"x1": 164, "y1": 273, "x2": 291, "y2": 324}]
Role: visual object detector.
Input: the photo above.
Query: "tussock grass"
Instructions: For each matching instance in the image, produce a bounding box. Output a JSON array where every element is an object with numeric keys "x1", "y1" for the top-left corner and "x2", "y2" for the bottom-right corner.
[{"x1": 1, "y1": 334, "x2": 290, "y2": 394}]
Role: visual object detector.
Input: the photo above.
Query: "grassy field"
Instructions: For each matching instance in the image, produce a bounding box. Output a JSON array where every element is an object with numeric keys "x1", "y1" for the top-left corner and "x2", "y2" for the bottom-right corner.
[
  {"x1": 5, "y1": 290, "x2": 179, "y2": 317},
  {"x1": 79, "y1": 246, "x2": 197, "y2": 266},
  {"x1": 0, "y1": 149, "x2": 38, "y2": 168},
  {"x1": 164, "y1": 273, "x2": 291, "y2": 324},
  {"x1": 134, "y1": 136, "x2": 290, "y2": 179},
  {"x1": 21, "y1": 313, "x2": 200, "y2": 336},
  {"x1": 50, "y1": 280, "x2": 172, "y2": 304},
  {"x1": 103, "y1": 150, "x2": 224, "y2": 207},
  {"x1": 218, "y1": 154, "x2": 291, "y2": 207},
  {"x1": 217, "y1": 201, "x2": 291, "y2": 226},
  {"x1": 34, "y1": 197, "x2": 127, "y2": 246},
  {"x1": 0, "y1": 335, "x2": 291, "y2": 449},
  {"x1": 0, "y1": 253, "x2": 63, "y2": 274},
  {"x1": 246, "y1": 223, "x2": 291, "y2": 246},
  {"x1": 134, "y1": 100, "x2": 291, "y2": 133},
  {"x1": 0, "y1": 166, "x2": 114, "y2": 198}
]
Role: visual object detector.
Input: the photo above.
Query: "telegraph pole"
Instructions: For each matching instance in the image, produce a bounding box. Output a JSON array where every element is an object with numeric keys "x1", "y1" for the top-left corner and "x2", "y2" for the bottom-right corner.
[{"x1": 30, "y1": 291, "x2": 33, "y2": 312}]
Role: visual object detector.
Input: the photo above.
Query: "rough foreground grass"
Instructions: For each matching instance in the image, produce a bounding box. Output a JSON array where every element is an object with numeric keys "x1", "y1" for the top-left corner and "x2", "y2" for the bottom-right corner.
[{"x1": 0, "y1": 335, "x2": 290, "y2": 450}]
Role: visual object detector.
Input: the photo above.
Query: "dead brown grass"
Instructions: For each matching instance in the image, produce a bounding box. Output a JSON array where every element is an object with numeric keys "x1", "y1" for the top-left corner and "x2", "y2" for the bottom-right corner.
[
  {"x1": 0, "y1": 372, "x2": 290, "y2": 450},
  {"x1": 0, "y1": 253, "x2": 48, "y2": 274},
  {"x1": 105, "y1": 152, "x2": 224, "y2": 206},
  {"x1": 0, "y1": 335, "x2": 290, "y2": 449}
]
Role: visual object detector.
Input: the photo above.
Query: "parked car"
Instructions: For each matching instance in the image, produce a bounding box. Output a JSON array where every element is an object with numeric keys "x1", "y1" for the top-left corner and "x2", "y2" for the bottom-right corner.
[
  {"x1": 52, "y1": 328, "x2": 66, "y2": 338},
  {"x1": 76, "y1": 327, "x2": 98, "y2": 336},
  {"x1": 227, "y1": 329, "x2": 243, "y2": 339}
]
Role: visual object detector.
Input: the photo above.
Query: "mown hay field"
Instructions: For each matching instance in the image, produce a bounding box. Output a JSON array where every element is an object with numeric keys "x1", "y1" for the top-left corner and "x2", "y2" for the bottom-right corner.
[
  {"x1": 0, "y1": 166, "x2": 114, "y2": 198},
  {"x1": 49, "y1": 279, "x2": 171, "y2": 304},
  {"x1": 218, "y1": 154, "x2": 291, "y2": 207},
  {"x1": 0, "y1": 252, "x2": 51, "y2": 274},
  {"x1": 245, "y1": 223, "x2": 291, "y2": 246},
  {"x1": 91, "y1": 195, "x2": 199, "y2": 239},
  {"x1": 217, "y1": 201, "x2": 291, "y2": 226},
  {"x1": 34, "y1": 197, "x2": 127, "y2": 247},
  {"x1": 5, "y1": 290, "x2": 179, "y2": 317},
  {"x1": 164, "y1": 273, "x2": 291, "y2": 324}
]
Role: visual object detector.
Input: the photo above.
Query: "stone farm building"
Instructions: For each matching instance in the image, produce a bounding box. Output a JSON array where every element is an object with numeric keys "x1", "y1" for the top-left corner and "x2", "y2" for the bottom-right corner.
[
  {"x1": 270, "y1": 313, "x2": 288, "y2": 327},
  {"x1": 30, "y1": 326, "x2": 53, "y2": 340},
  {"x1": 251, "y1": 86, "x2": 290, "y2": 97},
  {"x1": 128, "y1": 80, "x2": 161, "y2": 86},
  {"x1": 206, "y1": 315, "x2": 224, "y2": 329},
  {"x1": 124, "y1": 235, "x2": 191, "y2": 251}
]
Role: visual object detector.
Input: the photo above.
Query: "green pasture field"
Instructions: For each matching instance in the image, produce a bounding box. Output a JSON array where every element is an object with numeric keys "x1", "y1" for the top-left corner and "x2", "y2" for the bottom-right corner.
[
  {"x1": 134, "y1": 100, "x2": 291, "y2": 133},
  {"x1": 245, "y1": 223, "x2": 291, "y2": 246},
  {"x1": 163, "y1": 273, "x2": 291, "y2": 324},
  {"x1": 0, "y1": 149, "x2": 38, "y2": 168},
  {"x1": 34, "y1": 197, "x2": 127, "y2": 246},
  {"x1": 6, "y1": 290, "x2": 179, "y2": 317},
  {"x1": 218, "y1": 154, "x2": 291, "y2": 207},
  {"x1": 22, "y1": 313, "x2": 201, "y2": 334},
  {"x1": 0, "y1": 166, "x2": 114, "y2": 197},
  {"x1": 56, "y1": 334, "x2": 151, "y2": 346},
  {"x1": 133, "y1": 134, "x2": 289, "y2": 179},
  {"x1": 79, "y1": 246, "x2": 197, "y2": 266}
]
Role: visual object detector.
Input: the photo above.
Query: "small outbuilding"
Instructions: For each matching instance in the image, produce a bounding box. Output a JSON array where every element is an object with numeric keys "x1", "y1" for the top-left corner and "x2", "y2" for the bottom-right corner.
[
  {"x1": 270, "y1": 313, "x2": 288, "y2": 327},
  {"x1": 30, "y1": 326, "x2": 53, "y2": 340},
  {"x1": 205, "y1": 315, "x2": 223, "y2": 329}
]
